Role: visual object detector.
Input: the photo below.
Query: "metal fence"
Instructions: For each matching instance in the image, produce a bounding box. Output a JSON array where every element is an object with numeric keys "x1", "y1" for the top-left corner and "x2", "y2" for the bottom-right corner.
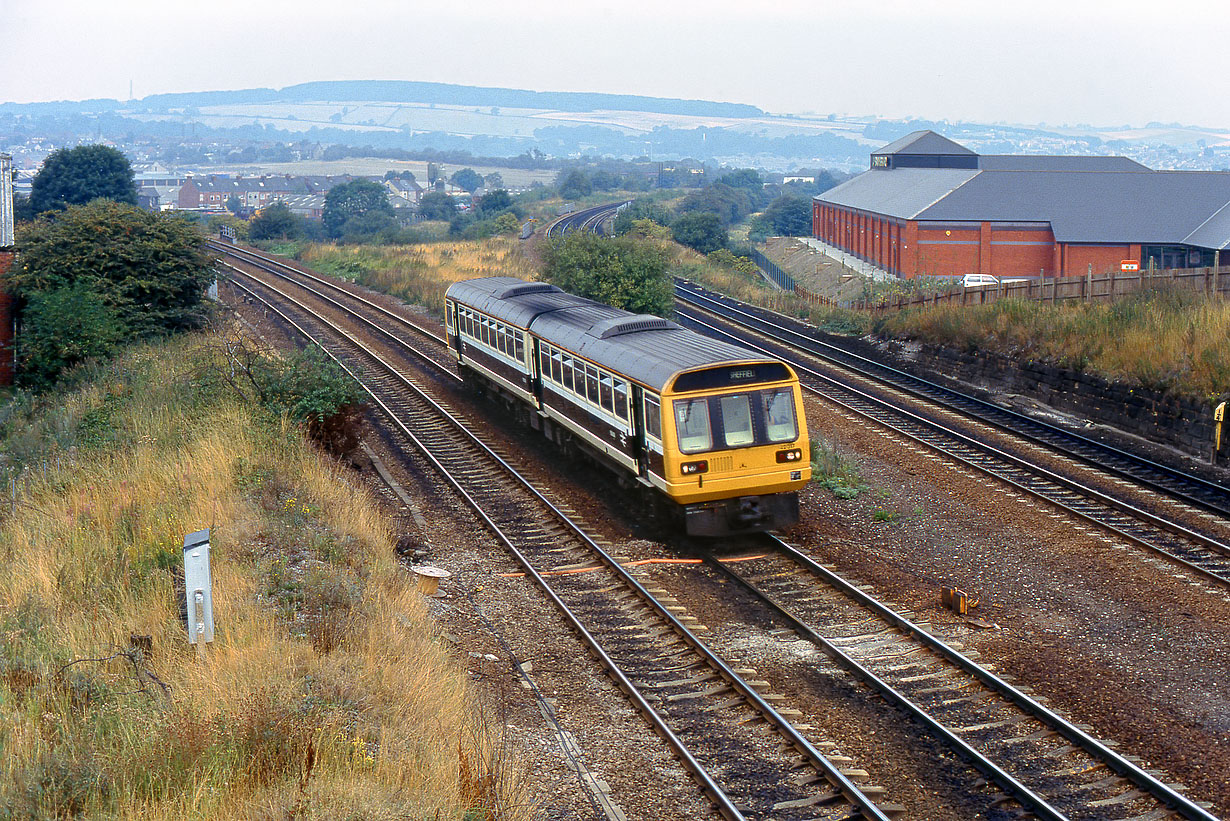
[
  {"x1": 749, "y1": 248, "x2": 797, "y2": 291},
  {"x1": 860, "y1": 265, "x2": 1230, "y2": 313}
]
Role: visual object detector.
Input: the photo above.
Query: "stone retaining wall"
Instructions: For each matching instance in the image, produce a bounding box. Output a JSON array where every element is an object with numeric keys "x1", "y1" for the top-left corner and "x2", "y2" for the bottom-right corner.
[{"x1": 887, "y1": 342, "x2": 1219, "y2": 460}]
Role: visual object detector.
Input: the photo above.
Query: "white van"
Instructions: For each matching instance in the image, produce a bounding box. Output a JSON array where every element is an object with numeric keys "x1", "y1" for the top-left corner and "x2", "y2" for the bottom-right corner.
[{"x1": 962, "y1": 274, "x2": 999, "y2": 288}]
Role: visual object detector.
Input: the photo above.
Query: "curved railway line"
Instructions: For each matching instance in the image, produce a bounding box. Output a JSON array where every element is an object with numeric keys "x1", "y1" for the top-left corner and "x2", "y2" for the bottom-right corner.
[
  {"x1": 545, "y1": 200, "x2": 632, "y2": 238},
  {"x1": 673, "y1": 282, "x2": 1230, "y2": 594},
  {"x1": 211, "y1": 241, "x2": 1221, "y2": 820}
]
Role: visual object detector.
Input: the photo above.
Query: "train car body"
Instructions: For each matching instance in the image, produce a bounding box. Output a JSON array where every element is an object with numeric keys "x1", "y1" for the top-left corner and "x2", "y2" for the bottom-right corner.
[{"x1": 444, "y1": 277, "x2": 810, "y2": 536}]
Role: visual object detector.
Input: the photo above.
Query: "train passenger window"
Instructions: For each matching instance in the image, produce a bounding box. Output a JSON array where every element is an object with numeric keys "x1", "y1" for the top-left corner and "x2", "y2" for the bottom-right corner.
[
  {"x1": 550, "y1": 350, "x2": 562, "y2": 383},
  {"x1": 644, "y1": 395, "x2": 661, "y2": 440},
  {"x1": 585, "y1": 365, "x2": 599, "y2": 405},
  {"x1": 481, "y1": 318, "x2": 491, "y2": 347},
  {"x1": 573, "y1": 361, "x2": 585, "y2": 395},
  {"x1": 599, "y1": 374, "x2": 614, "y2": 414},
  {"x1": 762, "y1": 389, "x2": 798, "y2": 442},
  {"x1": 674, "y1": 399, "x2": 712, "y2": 453},
  {"x1": 561, "y1": 356, "x2": 575, "y2": 391},
  {"x1": 495, "y1": 323, "x2": 505, "y2": 354},
  {"x1": 614, "y1": 380, "x2": 629, "y2": 421},
  {"x1": 719, "y1": 395, "x2": 754, "y2": 447},
  {"x1": 515, "y1": 333, "x2": 524, "y2": 362},
  {"x1": 540, "y1": 345, "x2": 551, "y2": 379}
]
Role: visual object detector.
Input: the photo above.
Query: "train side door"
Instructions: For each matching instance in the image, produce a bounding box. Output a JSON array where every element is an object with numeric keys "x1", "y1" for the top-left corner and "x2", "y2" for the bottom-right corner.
[{"x1": 631, "y1": 385, "x2": 648, "y2": 478}]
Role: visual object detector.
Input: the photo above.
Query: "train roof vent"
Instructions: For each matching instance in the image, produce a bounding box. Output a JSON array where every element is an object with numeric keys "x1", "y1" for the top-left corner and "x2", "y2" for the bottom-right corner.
[
  {"x1": 493, "y1": 281, "x2": 561, "y2": 299},
  {"x1": 591, "y1": 315, "x2": 681, "y2": 339}
]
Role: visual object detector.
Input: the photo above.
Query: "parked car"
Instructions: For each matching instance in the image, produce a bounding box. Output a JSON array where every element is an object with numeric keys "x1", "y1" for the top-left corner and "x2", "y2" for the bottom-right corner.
[{"x1": 962, "y1": 274, "x2": 999, "y2": 287}]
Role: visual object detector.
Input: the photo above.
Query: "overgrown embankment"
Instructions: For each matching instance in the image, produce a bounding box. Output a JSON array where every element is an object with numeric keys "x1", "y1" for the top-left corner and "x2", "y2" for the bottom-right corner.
[
  {"x1": 0, "y1": 335, "x2": 523, "y2": 819},
  {"x1": 874, "y1": 289, "x2": 1230, "y2": 400},
  {"x1": 259, "y1": 238, "x2": 538, "y2": 315}
]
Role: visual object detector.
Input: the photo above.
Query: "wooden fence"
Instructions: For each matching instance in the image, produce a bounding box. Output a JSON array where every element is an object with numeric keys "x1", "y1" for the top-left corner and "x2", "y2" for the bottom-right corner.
[{"x1": 860, "y1": 265, "x2": 1230, "y2": 313}]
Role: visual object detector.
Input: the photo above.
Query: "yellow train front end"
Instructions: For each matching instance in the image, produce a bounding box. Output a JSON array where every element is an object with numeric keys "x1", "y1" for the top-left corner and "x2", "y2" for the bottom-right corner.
[{"x1": 658, "y1": 366, "x2": 810, "y2": 537}]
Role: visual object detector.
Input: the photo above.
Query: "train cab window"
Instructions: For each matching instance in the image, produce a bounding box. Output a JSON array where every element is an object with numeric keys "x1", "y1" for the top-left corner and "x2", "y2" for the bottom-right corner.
[
  {"x1": 719, "y1": 394, "x2": 754, "y2": 447},
  {"x1": 614, "y1": 380, "x2": 629, "y2": 421},
  {"x1": 599, "y1": 374, "x2": 614, "y2": 414},
  {"x1": 561, "y1": 356, "x2": 575, "y2": 391},
  {"x1": 585, "y1": 365, "x2": 599, "y2": 405},
  {"x1": 445, "y1": 303, "x2": 454, "y2": 333},
  {"x1": 644, "y1": 395, "x2": 662, "y2": 440},
  {"x1": 515, "y1": 333, "x2": 525, "y2": 362},
  {"x1": 674, "y1": 398, "x2": 712, "y2": 453},
  {"x1": 762, "y1": 389, "x2": 798, "y2": 442},
  {"x1": 550, "y1": 350, "x2": 562, "y2": 383}
]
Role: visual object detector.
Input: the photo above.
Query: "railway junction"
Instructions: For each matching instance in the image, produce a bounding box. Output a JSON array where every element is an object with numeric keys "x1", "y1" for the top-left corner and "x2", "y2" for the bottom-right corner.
[{"x1": 211, "y1": 238, "x2": 1228, "y2": 821}]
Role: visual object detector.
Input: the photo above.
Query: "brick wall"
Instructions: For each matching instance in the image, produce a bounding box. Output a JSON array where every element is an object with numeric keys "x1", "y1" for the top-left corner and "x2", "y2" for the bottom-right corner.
[{"x1": 0, "y1": 250, "x2": 14, "y2": 386}]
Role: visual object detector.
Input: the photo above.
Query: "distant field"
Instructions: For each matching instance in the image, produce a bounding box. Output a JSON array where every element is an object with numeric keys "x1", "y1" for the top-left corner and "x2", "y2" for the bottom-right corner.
[{"x1": 203, "y1": 157, "x2": 557, "y2": 188}]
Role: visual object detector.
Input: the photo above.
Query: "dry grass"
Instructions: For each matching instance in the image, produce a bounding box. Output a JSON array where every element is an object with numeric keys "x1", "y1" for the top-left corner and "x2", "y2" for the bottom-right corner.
[
  {"x1": 876, "y1": 288, "x2": 1230, "y2": 399},
  {"x1": 0, "y1": 337, "x2": 530, "y2": 819},
  {"x1": 298, "y1": 239, "x2": 538, "y2": 314}
]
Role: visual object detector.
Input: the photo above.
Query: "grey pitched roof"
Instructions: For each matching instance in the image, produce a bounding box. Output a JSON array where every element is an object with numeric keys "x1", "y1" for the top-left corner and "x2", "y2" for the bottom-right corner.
[
  {"x1": 978, "y1": 154, "x2": 1148, "y2": 171},
  {"x1": 1183, "y1": 200, "x2": 1230, "y2": 250},
  {"x1": 447, "y1": 277, "x2": 775, "y2": 392},
  {"x1": 918, "y1": 170, "x2": 1230, "y2": 244},
  {"x1": 873, "y1": 130, "x2": 976, "y2": 156},
  {"x1": 816, "y1": 160, "x2": 1230, "y2": 247},
  {"x1": 816, "y1": 168, "x2": 980, "y2": 219}
]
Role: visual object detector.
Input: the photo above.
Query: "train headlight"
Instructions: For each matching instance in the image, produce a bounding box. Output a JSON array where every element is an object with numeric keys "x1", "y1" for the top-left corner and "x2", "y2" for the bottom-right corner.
[
  {"x1": 776, "y1": 449, "x2": 802, "y2": 463},
  {"x1": 680, "y1": 460, "x2": 708, "y2": 475}
]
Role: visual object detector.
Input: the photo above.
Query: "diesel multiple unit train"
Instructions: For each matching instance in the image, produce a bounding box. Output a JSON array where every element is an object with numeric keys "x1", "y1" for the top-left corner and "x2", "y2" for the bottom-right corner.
[{"x1": 444, "y1": 277, "x2": 810, "y2": 536}]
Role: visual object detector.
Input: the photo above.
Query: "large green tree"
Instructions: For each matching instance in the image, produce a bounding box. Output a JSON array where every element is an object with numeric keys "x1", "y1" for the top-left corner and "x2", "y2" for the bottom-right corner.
[
  {"x1": 762, "y1": 194, "x2": 812, "y2": 236},
  {"x1": 672, "y1": 211, "x2": 727, "y2": 254},
  {"x1": 542, "y1": 233, "x2": 672, "y2": 317},
  {"x1": 249, "y1": 201, "x2": 303, "y2": 240},
  {"x1": 322, "y1": 179, "x2": 394, "y2": 238},
  {"x1": 13, "y1": 200, "x2": 216, "y2": 343},
  {"x1": 557, "y1": 169, "x2": 592, "y2": 200},
  {"x1": 29, "y1": 145, "x2": 138, "y2": 214},
  {"x1": 449, "y1": 168, "x2": 484, "y2": 193},
  {"x1": 418, "y1": 191, "x2": 457, "y2": 221}
]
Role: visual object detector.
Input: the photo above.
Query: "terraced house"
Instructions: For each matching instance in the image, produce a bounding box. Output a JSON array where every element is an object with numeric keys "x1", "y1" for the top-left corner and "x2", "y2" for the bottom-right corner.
[{"x1": 814, "y1": 131, "x2": 1230, "y2": 278}]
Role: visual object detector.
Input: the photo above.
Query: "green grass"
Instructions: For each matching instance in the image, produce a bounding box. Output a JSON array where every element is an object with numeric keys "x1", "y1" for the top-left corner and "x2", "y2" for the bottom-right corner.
[
  {"x1": 810, "y1": 439, "x2": 864, "y2": 499},
  {"x1": 0, "y1": 334, "x2": 529, "y2": 820},
  {"x1": 875, "y1": 287, "x2": 1230, "y2": 400}
]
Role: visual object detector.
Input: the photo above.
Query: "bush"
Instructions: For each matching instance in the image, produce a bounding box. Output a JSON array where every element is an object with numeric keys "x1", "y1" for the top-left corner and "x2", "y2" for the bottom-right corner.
[
  {"x1": 16, "y1": 284, "x2": 125, "y2": 390},
  {"x1": 542, "y1": 233, "x2": 673, "y2": 316},
  {"x1": 672, "y1": 211, "x2": 727, "y2": 254}
]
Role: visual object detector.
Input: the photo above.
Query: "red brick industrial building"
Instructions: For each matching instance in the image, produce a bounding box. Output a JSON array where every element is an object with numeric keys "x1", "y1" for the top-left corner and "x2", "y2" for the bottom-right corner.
[{"x1": 813, "y1": 131, "x2": 1230, "y2": 279}]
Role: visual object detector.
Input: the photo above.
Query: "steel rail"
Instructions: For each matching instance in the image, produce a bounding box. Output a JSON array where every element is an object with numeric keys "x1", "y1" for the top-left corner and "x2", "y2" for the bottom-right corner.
[
  {"x1": 222, "y1": 274, "x2": 893, "y2": 821},
  {"x1": 706, "y1": 553, "x2": 1069, "y2": 821},
  {"x1": 759, "y1": 535, "x2": 1219, "y2": 821},
  {"x1": 219, "y1": 259, "x2": 459, "y2": 383},
  {"x1": 209, "y1": 240, "x2": 448, "y2": 345},
  {"x1": 675, "y1": 280, "x2": 1230, "y2": 519},
  {"x1": 679, "y1": 308, "x2": 1230, "y2": 589}
]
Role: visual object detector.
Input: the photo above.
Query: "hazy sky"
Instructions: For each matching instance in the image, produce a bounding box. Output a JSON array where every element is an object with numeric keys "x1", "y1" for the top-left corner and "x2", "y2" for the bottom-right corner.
[{"x1": 3, "y1": 0, "x2": 1228, "y2": 129}]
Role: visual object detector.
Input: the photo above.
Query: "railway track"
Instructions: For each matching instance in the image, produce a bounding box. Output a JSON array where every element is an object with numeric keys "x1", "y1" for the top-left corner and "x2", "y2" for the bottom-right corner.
[
  {"x1": 675, "y1": 281, "x2": 1229, "y2": 520},
  {"x1": 214, "y1": 243, "x2": 1221, "y2": 818},
  {"x1": 700, "y1": 535, "x2": 1218, "y2": 821},
  {"x1": 216, "y1": 247, "x2": 895, "y2": 820},
  {"x1": 673, "y1": 283, "x2": 1230, "y2": 592},
  {"x1": 545, "y1": 200, "x2": 631, "y2": 238}
]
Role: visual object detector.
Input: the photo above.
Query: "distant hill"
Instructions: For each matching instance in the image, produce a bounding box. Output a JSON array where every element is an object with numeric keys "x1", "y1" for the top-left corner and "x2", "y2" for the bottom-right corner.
[{"x1": 134, "y1": 80, "x2": 765, "y2": 119}]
